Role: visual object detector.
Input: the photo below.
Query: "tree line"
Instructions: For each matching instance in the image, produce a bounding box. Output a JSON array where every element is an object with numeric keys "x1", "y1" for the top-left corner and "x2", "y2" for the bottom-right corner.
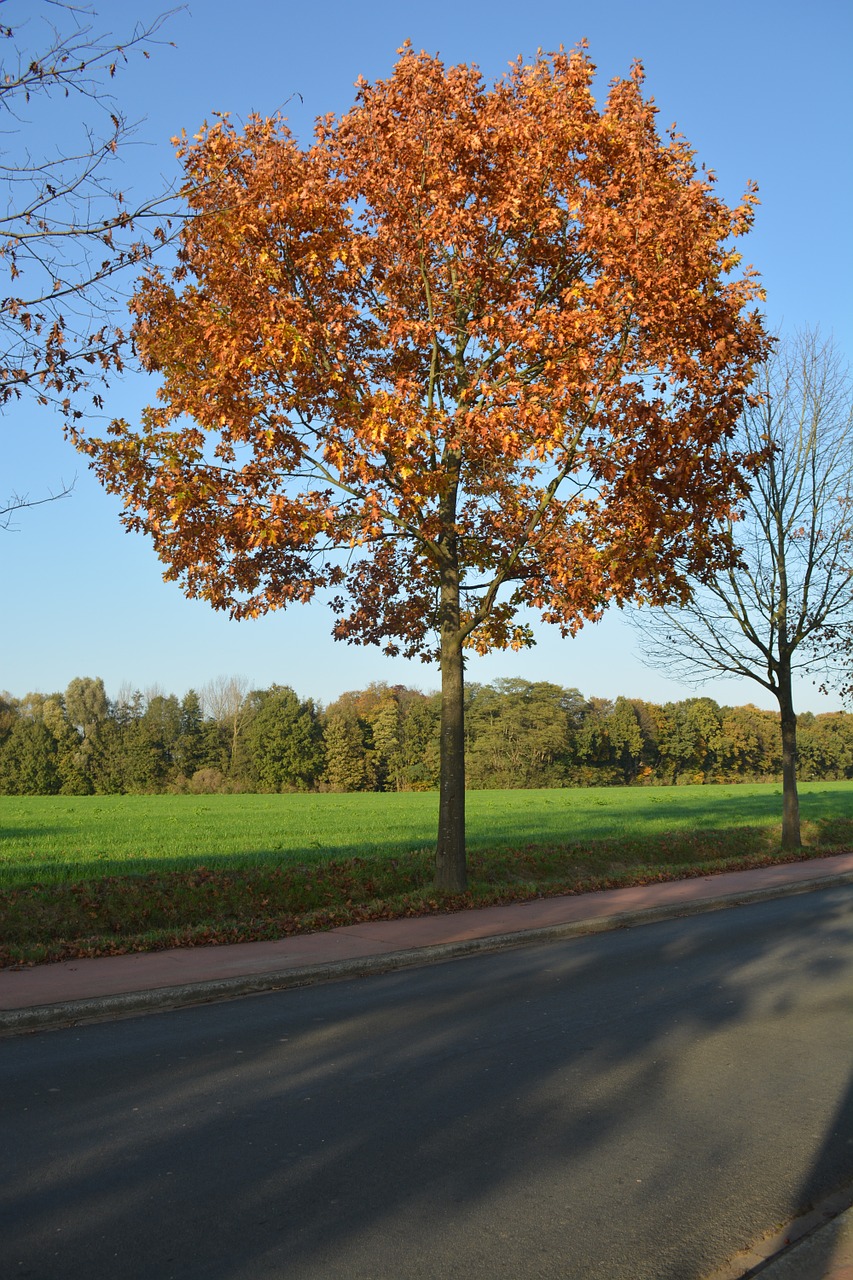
[{"x1": 1, "y1": 675, "x2": 851, "y2": 797}]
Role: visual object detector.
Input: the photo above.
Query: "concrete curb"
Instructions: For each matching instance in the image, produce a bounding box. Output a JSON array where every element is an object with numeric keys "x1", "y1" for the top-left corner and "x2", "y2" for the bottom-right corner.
[
  {"x1": 700, "y1": 1182, "x2": 853, "y2": 1279},
  {"x1": 4, "y1": 867, "x2": 852, "y2": 1036}
]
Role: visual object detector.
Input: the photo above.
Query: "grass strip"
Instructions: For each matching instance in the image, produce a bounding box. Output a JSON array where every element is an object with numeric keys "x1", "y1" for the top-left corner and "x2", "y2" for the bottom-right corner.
[{"x1": 3, "y1": 816, "x2": 851, "y2": 967}]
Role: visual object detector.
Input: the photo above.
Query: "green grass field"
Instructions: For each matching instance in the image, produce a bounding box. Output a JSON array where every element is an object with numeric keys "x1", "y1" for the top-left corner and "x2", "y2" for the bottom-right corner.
[
  {"x1": 2, "y1": 781, "x2": 851, "y2": 886},
  {"x1": 1, "y1": 782, "x2": 850, "y2": 966}
]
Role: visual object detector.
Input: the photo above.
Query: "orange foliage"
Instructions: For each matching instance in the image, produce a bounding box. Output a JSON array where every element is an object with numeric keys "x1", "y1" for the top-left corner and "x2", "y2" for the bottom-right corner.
[{"x1": 79, "y1": 42, "x2": 768, "y2": 660}]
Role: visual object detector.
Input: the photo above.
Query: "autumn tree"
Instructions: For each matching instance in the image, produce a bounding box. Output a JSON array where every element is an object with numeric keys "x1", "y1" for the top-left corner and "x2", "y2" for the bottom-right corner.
[
  {"x1": 78, "y1": 44, "x2": 769, "y2": 889},
  {"x1": 636, "y1": 330, "x2": 853, "y2": 846},
  {"x1": 0, "y1": 1, "x2": 176, "y2": 520}
]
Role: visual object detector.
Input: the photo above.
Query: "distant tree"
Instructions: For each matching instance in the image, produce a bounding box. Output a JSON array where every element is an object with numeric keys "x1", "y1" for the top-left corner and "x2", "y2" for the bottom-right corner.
[
  {"x1": 466, "y1": 680, "x2": 573, "y2": 789},
  {"x1": 605, "y1": 697, "x2": 645, "y2": 784},
  {"x1": 575, "y1": 695, "x2": 649, "y2": 785},
  {"x1": 797, "y1": 712, "x2": 853, "y2": 781},
  {"x1": 64, "y1": 677, "x2": 109, "y2": 736},
  {"x1": 78, "y1": 44, "x2": 769, "y2": 889},
  {"x1": 174, "y1": 689, "x2": 206, "y2": 778},
  {"x1": 144, "y1": 693, "x2": 181, "y2": 752},
  {"x1": 119, "y1": 692, "x2": 178, "y2": 791},
  {"x1": 246, "y1": 685, "x2": 324, "y2": 791},
  {"x1": 202, "y1": 676, "x2": 250, "y2": 777},
  {"x1": 649, "y1": 698, "x2": 724, "y2": 785},
  {"x1": 625, "y1": 699, "x2": 662, "y2": 782},
  {"x1": 365, "y1": 695, "x2": 405, "y2": 792},
  {"x1": 38, "y1": 693, "x2": 90, "y2": 793},
  {"x1": 399, "y1": 692, "x2": 442, "y2": 791},
  {"x1": 323, "y1": 707, "x2": 373, "y2": 792},
  {"x1": 719, "y1": 704, "x2": 781, "y2": 781},
  {"x1": 0, "y1": 717, "x2": 60, "y2": 793},
  {"x1": 574, "y1": 697, "x2": 616, "y2": 781},
  {"x1": 0, "y1": 692, "x2": 18, "y2": 745},
  {"x1": 636, "y1": 330, "x2": 853, "y2": 844}
]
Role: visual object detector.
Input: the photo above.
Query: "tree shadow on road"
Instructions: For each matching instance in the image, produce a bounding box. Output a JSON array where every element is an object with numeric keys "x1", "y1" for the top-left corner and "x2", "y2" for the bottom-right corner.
[{"x1": 1, "y1": 887, "x2": 852, "y2": 1279}]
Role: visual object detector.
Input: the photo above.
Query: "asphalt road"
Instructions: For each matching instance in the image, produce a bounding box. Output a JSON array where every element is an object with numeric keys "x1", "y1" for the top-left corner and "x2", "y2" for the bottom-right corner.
[{"x1": 3, "y1": 886, "x2": 853, "y2": 1280}]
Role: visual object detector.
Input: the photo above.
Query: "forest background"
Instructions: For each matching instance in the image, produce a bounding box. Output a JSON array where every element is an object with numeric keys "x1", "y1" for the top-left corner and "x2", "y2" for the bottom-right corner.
[{"x1": 2, "y1": 676, "x2": 852, "y2": 798}]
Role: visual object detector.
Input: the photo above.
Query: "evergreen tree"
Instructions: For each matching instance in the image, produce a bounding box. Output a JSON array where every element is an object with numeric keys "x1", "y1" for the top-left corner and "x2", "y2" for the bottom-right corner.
[
  {"x1": 246, "y1": 686, "x2": 325, "y2": 791},
  {"x1": 368, "y1": 695, "x2": 405, "y2": 792},
  {"x1": 323, "y1": 708, "x2": 373, "y2": 792},
  {"x1": 0, "y1": 719, "x2": 60, "y2": 794},
  {"x1": 399, "y1": 695, "x2": 441, "y2": 791},
  {"x1": 175, "y1": 690, "x2": 206, "y2": 779}
]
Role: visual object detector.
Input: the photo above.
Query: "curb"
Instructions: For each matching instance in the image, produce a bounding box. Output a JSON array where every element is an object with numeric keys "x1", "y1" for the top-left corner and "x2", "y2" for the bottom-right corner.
[
  {"x1": 700, "y1": 1182, "x2": 853, "y2": 1279},
  {"x1": 3, "y1": 868, "x2": 852, "y2": 1036}
]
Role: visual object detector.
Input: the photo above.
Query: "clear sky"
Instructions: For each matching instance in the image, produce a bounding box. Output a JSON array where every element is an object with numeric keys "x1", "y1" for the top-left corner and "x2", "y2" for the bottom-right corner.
[{"x1": 2, "y1": 0, "x2": 851, "y2": 712}]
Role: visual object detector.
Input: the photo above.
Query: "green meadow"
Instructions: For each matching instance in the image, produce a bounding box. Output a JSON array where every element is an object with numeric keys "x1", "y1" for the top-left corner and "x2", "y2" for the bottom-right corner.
[
  {"x1": 0, "y1": 780, "x2": 849, "y2": 886},
  {"x1": 1, "y1": 782, "x2": 850, "y2": 966}
]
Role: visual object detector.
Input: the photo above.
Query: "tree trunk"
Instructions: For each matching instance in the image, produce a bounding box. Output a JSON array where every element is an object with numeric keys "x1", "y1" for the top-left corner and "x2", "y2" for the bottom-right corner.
[
  {"x1": 435, "y1": 556, "x2": 467, "y2": 893},
  {"x1": 777, "y1": 660, "x2": 801, "y2": 850}
]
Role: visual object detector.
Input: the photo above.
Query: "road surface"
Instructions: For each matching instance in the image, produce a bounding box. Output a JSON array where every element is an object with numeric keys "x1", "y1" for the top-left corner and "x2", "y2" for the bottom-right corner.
[{"x1": 3, "y1": 886, "x2": 852, "y2": 1278}]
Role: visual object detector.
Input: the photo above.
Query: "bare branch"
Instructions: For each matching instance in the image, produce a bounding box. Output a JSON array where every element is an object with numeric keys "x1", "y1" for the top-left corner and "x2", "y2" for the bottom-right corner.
[
  {"x1": 0, "y1": 474, "x2": 75, "y2": 530},
  {"x1": 0, "y1": 2, "x2": 183, "y2": 413}
]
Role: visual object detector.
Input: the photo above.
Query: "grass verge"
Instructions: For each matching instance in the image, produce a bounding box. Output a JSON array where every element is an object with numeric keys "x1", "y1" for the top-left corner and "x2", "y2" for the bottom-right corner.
[{"x1": 2, "y1": 814, "x2": 851, "y2": 967}]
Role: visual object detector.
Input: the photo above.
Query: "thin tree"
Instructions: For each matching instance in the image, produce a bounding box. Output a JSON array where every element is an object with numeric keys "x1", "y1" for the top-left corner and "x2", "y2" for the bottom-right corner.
[
  {"x1": 201, "y1": 675, "x2": 249, "y2": 774},
  {"x1": 635, "y1": 329, "x2": 853, "y2": 847},
  {"x1": 0, "y1": 1, "x2": 178, "y2": 516},
  {"x1": 77, "y1": 44, "x2": 769, "y2": 890}
]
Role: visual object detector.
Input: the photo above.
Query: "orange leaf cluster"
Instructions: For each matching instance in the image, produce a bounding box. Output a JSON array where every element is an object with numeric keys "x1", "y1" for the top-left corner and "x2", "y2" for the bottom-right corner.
[{"x1": 78, "y1": 42, "x2": 770, "y2": 660}]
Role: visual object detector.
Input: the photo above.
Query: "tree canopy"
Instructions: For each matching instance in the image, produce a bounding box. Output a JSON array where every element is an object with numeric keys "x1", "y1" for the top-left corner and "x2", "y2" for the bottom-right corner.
[{"x1": 3, "y1": 675, "x2": 853, "y2": 797}]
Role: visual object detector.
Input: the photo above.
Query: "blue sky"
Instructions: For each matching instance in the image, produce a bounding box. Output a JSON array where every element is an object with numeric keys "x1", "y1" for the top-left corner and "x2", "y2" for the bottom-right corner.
[{"x1": 2, "y1": 0, "x2": 852, "y2": 712}]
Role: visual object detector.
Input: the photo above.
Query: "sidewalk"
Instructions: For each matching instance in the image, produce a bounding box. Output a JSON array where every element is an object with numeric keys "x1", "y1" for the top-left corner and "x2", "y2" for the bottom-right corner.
[{"x1": 2, "y1": 851, "x2": 852, "y2": 1280}]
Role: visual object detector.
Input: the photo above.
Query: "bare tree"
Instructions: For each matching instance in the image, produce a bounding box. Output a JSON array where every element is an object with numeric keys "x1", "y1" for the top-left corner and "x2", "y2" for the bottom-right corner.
[
  {"x1": 635, "y1": 329, "x2": 853, "y2": 848},
  {"x1": 1, "y1": 1, "x2": 179, "y2": 518},
  {"x1": 201, "y1": 675, "x2": 249, "y2": 772}
]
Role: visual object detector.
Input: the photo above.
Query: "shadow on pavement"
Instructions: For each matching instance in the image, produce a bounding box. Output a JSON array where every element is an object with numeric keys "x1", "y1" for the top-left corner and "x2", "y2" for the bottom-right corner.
[{"x1": 1, "y1": 886, "x2": 852, "y2": 1279}]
